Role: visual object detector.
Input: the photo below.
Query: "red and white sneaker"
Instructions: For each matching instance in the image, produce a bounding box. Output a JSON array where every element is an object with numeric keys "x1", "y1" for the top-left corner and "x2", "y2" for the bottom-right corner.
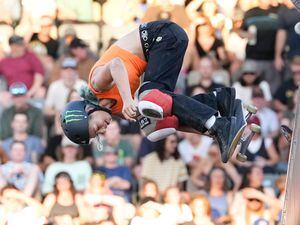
[
  {"x1": 138, "y1": 89, "x2": 173, "y2": 120},
  {"x1": 138, "y1": 114, "x2": 179, "y2": 142}
]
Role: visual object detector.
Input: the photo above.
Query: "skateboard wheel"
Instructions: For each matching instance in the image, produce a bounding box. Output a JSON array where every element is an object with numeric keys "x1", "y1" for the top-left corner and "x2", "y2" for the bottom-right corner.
[
  {"x1": 236, "y1": 153, "x2": 247, "y2": 162},
  {"x1": 245, "y1": 104, "x2": 257, "y2": 114},
  {"x1": 250, "y1": 124, "x2": 261, "y2": 133}
]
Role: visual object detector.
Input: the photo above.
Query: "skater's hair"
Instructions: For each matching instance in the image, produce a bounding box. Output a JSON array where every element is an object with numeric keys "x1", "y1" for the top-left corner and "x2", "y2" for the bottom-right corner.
[
  {"x1": 154, "y1": 134, "x2": 180, "y2": 162},
  {"x1": 206, "y1": 166, "x2": 230, "y2": 192}
]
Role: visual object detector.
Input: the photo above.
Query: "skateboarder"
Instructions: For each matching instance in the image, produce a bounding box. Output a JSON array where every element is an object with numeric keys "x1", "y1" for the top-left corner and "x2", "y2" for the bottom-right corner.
[{"x1": 61, "y1": 20, "x2": 243, "y2": 163}]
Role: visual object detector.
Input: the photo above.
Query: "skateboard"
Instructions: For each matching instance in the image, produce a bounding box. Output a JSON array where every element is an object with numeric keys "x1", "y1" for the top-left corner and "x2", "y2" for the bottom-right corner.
[
  {"x1": 280, "y1": 125, "x2": 292, "y2": 144},
  {"x1": 228, "y1": 99, "x2": 261, "y2": 162}
]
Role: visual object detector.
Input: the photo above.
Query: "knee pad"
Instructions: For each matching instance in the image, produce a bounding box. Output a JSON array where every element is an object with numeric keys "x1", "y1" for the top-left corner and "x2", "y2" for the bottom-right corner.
[
  {"x1": 138, "y1": 89, "x2": 173, "y2": 120},
  {"x1": 138, "y1": 114, "x2": 178, "y2": 142}
]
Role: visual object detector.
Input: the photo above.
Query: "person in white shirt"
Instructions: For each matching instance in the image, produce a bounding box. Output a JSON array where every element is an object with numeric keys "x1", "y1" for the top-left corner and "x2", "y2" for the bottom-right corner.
[{"x1": 44, "y1": 57, "x2": 86, "y2": 117}]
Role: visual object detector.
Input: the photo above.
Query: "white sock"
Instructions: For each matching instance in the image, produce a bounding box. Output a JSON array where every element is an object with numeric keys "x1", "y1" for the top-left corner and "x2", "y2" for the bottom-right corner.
[{"x1": 205, "y1": 116, "x2": 216, "y2": 129}]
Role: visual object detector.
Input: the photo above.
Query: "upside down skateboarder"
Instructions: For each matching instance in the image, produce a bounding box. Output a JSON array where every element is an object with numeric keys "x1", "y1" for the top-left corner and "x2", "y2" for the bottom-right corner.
[{"x1": 61, "y1": 20, "x2": 245, "y2": 163}]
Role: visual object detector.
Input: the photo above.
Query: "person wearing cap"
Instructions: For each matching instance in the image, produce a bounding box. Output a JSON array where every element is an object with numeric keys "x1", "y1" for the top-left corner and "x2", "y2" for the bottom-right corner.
[
  {"x1": 42, "y1": 136, "x2": 92, "y2": 195},
  {"x1": 0, "y1": 82, "x2": 44, "y2": 140},
  {"x1": 69, "y1": 37, "x2": 97, "y2": 81},
  {"x1": 44, "y1": 57, "x2": 86, "y2": 118},
  {"x1": 94, "y1": 145, "x2": 132, "y2": 202},
  {"x1": 61, "y1": 20, "x2": 249, "y2": 164},
  {"x1": 232, "y1": 60, "x2": 272, "y2": 105},
  {"x1": 29, "y1": 16, "x2": 59, "y2": 59},
  {"x1": 0, "y1": 35, "x2": 44, "y2": 98}
]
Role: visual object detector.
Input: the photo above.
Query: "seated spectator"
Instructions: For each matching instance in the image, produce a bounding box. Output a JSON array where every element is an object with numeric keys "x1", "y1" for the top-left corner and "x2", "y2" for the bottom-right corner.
[
  {"x1": 44, "y1": 57, "x2": 86, "y2": 119},
  {"x1": 1, "y1": 112, "x2": 44, "y2": 163},
  {"x1": 206, "y1": 167, "x2": 233, "y2": 224},
  {"x1": 69, "y1": 37, "x2": 97, "y2": 81},
  {"x1": 274, "y1": 56, "x2": 300, "y2": 114},
  {"x1": 94, "y1": 119, "x2": 135, "y2": 167},
  {"x1": 161, "y1": 186, "x2": 193, "y2": 224},
  {"x1": 232, "y1": 116, "x2": 279, "y2": 174},
  {"x1": 181, "y1": 194, "x2": 215, "y2": 225},
  {"x1": 84, "y1": 172, "x2": 136, "y2": 225},
  {"x1": 186, "y1": 56, "x2": 224, "y2": 95},
  {"x1": 0, "y1": 82, "x2": 44, "y2": 139},
  {"x1": 141, "y1": 134, "x2": 188, "y2": 194},
  {"x1": 43, "y1": 172, "x2": 88, "y2": 225},
  {"x1": 0, "y1": 35, "x2": 44, "y2": 98},
  {"x1": 57, "y1": 26, "x2": 77, "y2": 60},
  {"x1": 251, "y1": 87, "x2": 279, "y2": 138},
  {"x1": 95, "y1": 146, "x2": 132, "y2": 202},
  {"x1": 0, "y1": 185, "x2": 44, "y2": 225},
  {"x1": 42, "y1": 136, "x2": 92, "y2": 194},
  {"x1": 29, "y1": 16, "x2": 59, "y2": 59},
  {"x1": 231, "y1": 187, "x2": 281, "y2": 225},
  {"x1": 139, "y1": 179, "x2": 160, "y2": 203},
  {"x1": 0, "y1": 141, "x2": 40, "y2": 197},
  {"x1": 184, "y1": 18, "x2": 228, "y2": 71},
  {"x1": 178, "y1": 132, "x2": 213, "y2": 169},
  {"x1": 233, "y1": 60, "x2": 272, "y2": 105},
  {"x1": 189, "y1": 142, "x2": 241, "y2": 192},
  {"x1": 130, "y1": 197, "x2": 171, "y2": 225}
]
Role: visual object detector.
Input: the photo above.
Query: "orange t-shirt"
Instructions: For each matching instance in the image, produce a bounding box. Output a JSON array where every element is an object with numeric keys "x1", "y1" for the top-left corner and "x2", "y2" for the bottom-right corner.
[{"x1": 88, "y1": 45, "x2": 147, "y2": 114}]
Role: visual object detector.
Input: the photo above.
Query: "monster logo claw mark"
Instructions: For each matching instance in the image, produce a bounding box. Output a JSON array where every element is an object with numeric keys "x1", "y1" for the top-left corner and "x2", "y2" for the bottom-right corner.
[{"x1": 64, "y1": 110, "x2": 86, "y2": 124}]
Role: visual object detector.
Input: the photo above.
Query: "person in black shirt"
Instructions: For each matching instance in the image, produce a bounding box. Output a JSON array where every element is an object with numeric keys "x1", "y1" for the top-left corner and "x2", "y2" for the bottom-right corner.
[
  {"x1": 274, "y1": 0, "x2": 300, "y2": 77},
  {"x1": 239, "y1": 0, "x2": 280, "y2": 94},
  {"x1": 29, "y1": 16, "x2": 59, "y2": 59},
  {"x1": 274, "y1": 56, "x2": 300, "y2": 113}
]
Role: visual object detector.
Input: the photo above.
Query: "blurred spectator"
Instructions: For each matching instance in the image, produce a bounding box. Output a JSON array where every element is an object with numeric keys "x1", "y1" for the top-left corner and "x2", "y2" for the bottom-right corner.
[
  {"x1": 42, "y1": 136, "x2": 92, "y2": 194},
  {"x1": 181, "y1": 194, "x2": 215, "y2": 225},
  {"x1": 44, "y1": 57, "x2": 86, "y2": 118},
  {"x1": 83, "y1": 172, "x2": 136, "y2": 225},
  {"x1": 139, "y1": 179, "x2": 160, "y2": 203},
  {"x1": 130, "y1": 197, "x2": 170, "y2": 225},
  {"x1": 0, "y1": 185, "x2": 44, "y2": 225},
  {"x1": 57, "y1": 26, "x2": 77, "y2": 58},
  {"x1": 189, "y1": 142, "x2": 241, "y2": 193},
  {"x1": 0, "y1": 141, "x2": 40, "y2": 197},
  {"x1": 274, "y1": 0, "x2": 300, "y2": 74},
  {"x1": 95, "y1": 146, "x2": 132, "y2": 202},
  {"x1": 206, "y1": 167, "x2": 233, "y2": 224},
  {"x1": 94, "y1": 119, "x2": 135, "y2": 168},
  {"x1": 0, "y1": 35, "x2": 44, "y2": 97},
  {"x1": 0, "y1": 82, "x2": 44, "y2": 140},
  {"x1": 56, "y1": 0, "x2": 93, "y2": 22},
  {"x1": 0, "y1": 146, "x2": 8, "y2": 165},
  {"x1": 0, "y1": 0, "x2": 21, "y2": 25},
  {"x1": 69, "y1": 37, "x2": 97, "y2": 81},
  {"x1": 239, "y1": 0, "x2": 280, "y2": 94},
  {"x1": 161, "y1": 186, "x2": 193, "y2": 224},
  {"x1": 1, "y1": 112, "x2": 44, "y2": 163},
  {"x1": 184, "y1": 18, "x2": 228, "y2": 71},
  {"x1": 233, "y1": 117, "x2": 279, "y2": 174},
  {"x1": 233, "y1": 60, "x2": 272, "y2": 105},
  {"x1": 29, "y1": 16, "x2": 59, "y2": 59},
  {"x1": 187, "y1": 56, "x2": 224, "y2": 95},
  {"x1": 43, "y1": 171, "x2": 87, "y2": 225},
  {"x1": 178, "y1": 132, "x2": 213, "y2": 169},
  {"x1": 141, "y1": 134, "x2": 188, "y2": 193},
  {"x1": 251, "y1": 87, "x2": 280, "y2": 138},
  {"x1": 274, "y1": 56, "x2": 300, "y2": 114}
]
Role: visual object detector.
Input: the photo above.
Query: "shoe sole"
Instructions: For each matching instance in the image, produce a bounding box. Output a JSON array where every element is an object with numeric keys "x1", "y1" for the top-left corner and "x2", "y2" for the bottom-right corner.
[{"x1": 138, "y1": 101, "x2": 163, "y2": 119}]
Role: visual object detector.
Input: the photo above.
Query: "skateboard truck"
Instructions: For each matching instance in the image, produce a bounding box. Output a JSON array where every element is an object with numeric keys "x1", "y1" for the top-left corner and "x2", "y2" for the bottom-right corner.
[{"x1": 236, "y1": 123, "x2": 261, "y2": 162}]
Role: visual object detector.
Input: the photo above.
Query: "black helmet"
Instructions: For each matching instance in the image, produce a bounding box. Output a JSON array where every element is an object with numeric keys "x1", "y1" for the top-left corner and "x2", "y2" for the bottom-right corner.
[
  {"x1": 61, "y1": 100, "x2": 90, "y2": 144},
  {"x1": 60, "y1": 100, "x2": 112, "y2": 145}
]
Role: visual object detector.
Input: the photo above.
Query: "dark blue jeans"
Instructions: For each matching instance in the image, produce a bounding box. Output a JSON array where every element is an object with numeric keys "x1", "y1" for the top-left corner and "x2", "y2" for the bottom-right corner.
[{"x1": 138, "y1": 20, "x2": 217, "y2": 133}]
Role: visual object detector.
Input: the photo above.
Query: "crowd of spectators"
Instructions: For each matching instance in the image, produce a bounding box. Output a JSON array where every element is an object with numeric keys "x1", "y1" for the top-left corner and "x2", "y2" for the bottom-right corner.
[{"x1": 0, "y1": 0, "x2": 297, "y2": 224}]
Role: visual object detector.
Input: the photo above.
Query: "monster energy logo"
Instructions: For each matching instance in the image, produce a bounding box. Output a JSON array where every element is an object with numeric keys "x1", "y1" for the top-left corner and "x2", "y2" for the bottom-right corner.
[{"x1": 64, "y1": 110, "x2": 86, "y2": 124}]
